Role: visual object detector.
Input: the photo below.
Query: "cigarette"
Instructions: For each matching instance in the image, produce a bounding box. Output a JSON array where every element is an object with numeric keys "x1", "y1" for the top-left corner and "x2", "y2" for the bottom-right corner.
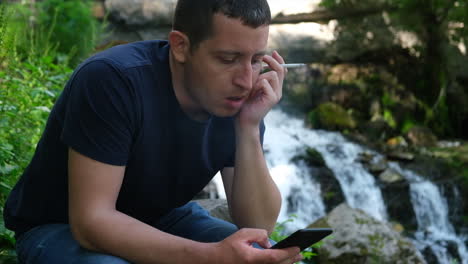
[{"x1": 262, "y1": 63, "x2": 307, "y2": 69}]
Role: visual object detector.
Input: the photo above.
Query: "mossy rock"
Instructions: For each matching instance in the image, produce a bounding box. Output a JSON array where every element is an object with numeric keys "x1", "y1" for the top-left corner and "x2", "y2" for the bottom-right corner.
[
  {"x1": 292, "y1": 147, "x2": 327, "y2": 167},
  {"x1": 309, "y1": 102, "x2": 357, "y2": 131}
]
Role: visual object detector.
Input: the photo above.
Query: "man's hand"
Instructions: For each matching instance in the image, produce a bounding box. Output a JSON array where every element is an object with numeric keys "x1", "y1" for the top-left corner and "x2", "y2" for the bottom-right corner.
[
  {"x1": 236, "y1": 51, "x2": 286, "y2": 128},
  {"x1": 213, "y1": 228, "x2": 302, "y2": 264}
]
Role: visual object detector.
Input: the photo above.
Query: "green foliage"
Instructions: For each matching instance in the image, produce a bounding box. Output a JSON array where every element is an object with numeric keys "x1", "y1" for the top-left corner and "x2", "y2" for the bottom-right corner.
[
  {"x1": 383, "y1": 109, "x2": 397, "y2": 128},
  {"x1": 0, "y1": 4, "x2": 6, "y2": 53},
  {"x1": 318, "y1": 0, "x2": 468, "y2": 138},
  {"x1": 0, "y1": 216, "x2": 15, "y2": 263},
  {"x1": 401, "y1": 118, "x2": 417, "y2": 134},
  {"x1": 8, "y1": 0, "x2": 101, "y2": 67},
  {"x1": 381, "y1": 92, "x2": 395, "y2": 108},
  {"x1": 309, "y1": 102, "x2": 357, "y2": 131},
  {"x1": 426, "y1": 95, "x2": 453, "y2": 136},
  {"x1": 37, "y1": 0, "x2": 100, "y2": 66},
  {"x1": 270, "y1": 215, "x2": 297, "y2": 242},
  {"x1": 0, "y1": 1, "x2": 86, "y2": 256},
  {"x1": 367, "y1": 233, "x2": 386, "y2": 264},
  {"x1": 0, "y1": 4, "x2": 14, "y2": 63},
  {"x1": 0, "y1": 53, "x2": 72, "y2": 255},
  {"x1": 0, "y1": 55, "x2": 72, "y2": 190}
]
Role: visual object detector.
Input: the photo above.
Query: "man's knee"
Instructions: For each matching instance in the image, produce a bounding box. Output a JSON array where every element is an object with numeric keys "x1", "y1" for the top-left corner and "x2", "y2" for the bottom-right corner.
[{"x1": 73, "y1": 253, "x2": 131, "y2": 264}]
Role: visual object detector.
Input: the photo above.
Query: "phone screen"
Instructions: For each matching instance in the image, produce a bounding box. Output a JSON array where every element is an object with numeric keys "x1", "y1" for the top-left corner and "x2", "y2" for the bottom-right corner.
[{"x1": 271, "y1": 228, "x2": 333, "y2": 251}]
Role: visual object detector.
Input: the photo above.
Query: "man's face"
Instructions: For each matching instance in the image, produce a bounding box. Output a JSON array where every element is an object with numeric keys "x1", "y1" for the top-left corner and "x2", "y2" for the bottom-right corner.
[{"x1": 182, "y1": 14, "x2": 269, "y2": 119}]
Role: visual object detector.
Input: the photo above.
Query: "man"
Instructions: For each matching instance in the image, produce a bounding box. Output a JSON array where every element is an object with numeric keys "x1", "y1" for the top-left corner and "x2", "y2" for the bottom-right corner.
[{"x1": 4, "y1": 0, "x2": 302, "y2": 263}]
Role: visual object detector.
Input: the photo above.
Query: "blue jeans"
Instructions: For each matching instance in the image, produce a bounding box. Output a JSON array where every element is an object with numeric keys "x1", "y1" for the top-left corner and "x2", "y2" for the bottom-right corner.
[{"x1": 16, "y1": 202, "x2": 240, "y2": 264}]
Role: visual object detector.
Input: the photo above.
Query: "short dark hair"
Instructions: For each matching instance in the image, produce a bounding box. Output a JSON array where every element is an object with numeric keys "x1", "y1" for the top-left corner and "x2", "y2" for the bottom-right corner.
[{"x1": 173, "y1": 0, "x2": 271, "y2": 50}]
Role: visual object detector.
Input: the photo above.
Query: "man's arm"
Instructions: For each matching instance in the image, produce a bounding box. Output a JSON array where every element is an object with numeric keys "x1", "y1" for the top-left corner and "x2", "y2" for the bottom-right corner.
[
  {"x1": 68, "y1": 148, "x2": 300, "y2": 264},
  {"x1": 221, "y1": 133, "x2": 281, "y2": 234},
  {"x1": 68, "y1": 148, "x2": 213, "y2": 264},
  {"x1": 221, "y1": 51, "x2": 286, "y2": 234}
]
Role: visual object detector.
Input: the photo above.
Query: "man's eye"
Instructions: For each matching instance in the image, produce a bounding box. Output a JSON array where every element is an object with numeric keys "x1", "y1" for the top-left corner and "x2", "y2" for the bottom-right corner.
[
  {"x1": 251, "y1": 59, "x2": 262, "y2": 65},
  {"x1": 220, "y1": 57, "x2": 236, "y2": 64}
]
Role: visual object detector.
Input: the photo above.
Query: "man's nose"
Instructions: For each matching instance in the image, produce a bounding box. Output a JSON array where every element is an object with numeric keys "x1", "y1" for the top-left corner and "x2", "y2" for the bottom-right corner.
[{"x1": 233, "y1": 62, "x2": 253, "y2": 90}]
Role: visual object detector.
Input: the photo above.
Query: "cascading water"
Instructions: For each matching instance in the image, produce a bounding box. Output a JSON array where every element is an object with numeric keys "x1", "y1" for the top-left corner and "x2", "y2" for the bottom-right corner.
[
  {"x1": 263, "y1": 108, "x2": 387, "y2": 223},
  {"x1": 213, "y1": 108, "x2": 467, "y2": 263},
  {"x1": 389, "y1": 163, "x2": 468, "y2": 264}
]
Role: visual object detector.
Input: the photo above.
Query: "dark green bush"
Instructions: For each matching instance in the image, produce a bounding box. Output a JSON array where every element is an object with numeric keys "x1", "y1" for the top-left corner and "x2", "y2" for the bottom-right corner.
[
  {"x1": 0, "y1": 55, "x2": 72, "y2": 185},
  {"x1": 0, "y1": 1, "x2": 99, "y2": 259},
  {"x1": 0, "y1": 51, "x2": 73, "y2": 259},
  {"x1": 8, "y1": 0, "x2": 101, "y2": 67},
  {"x1": 36, "y1": 0, "x2": 101, "y2": 66}
]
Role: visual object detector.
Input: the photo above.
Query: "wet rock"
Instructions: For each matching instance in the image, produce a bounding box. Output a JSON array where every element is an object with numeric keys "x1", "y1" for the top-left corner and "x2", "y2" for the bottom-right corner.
[
  {"x1": 292, "y1": 147, "x2": 327, "y2": 168},
  {"x1": 391, "y1": 222, "x2": 405, "y2": 233},
  {"x1": 379, "y1": 169, "x2": 404, "y2": 184},
  {"x1": 312, "y1": 203, "x2": 426, "y2": 264},
  {"x1": 418, "y1": 238, "x2": 463, "y2": 264},
  {"x1": 291, "y1": 153, "x2": 345, "y2": 212},
  {"x1": 386, "y1": 149, "x2": 415, "y2": 162},
  {"x1": 421, "y1": 247, "x2": 438, "y2": 264},
  {"x1": 194, "y1": 199, "x2": 232, "y2": 223},
  {"x1": 446, "y1": 240, "x2": 462, "y2": 263},
  {"x1": 369, "y1": 159, "x2": 388, "y2": 175},
  {"x1": 356, "y1": 151, "x2": 374, "y2": 164},
  {"x1": 310, "y1": 166, "x2": 345, "y2": 212},
  {"x1": 440, "y1": 184, "x2": 466, "y2": 234},
  {"x1": 406, "y1": 126, "x2": 438, "y2": 147},
  {"x1": 380, "y1": 179, "x2": 418, "y2": 231},
  {"x1": 356, "y1": 152, "x2": 388, "y2": 175}
]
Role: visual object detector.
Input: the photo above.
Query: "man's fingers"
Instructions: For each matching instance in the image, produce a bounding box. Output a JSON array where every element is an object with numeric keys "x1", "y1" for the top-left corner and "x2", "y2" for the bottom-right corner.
[
  {"x1": 272, "y1": 50, "x2": 286, "y2": 64},
  {"x1": 236, "y1": 228, "x2": 269, "y2": 243},
  {"x1": 276, "y1": 247, "x2": 303, "y2": 264},
  {"x1": 223, "y1": 229, "x2": 303, "y2": 264},
  {"x1": 262, "y1": 55, "x2": 285, "y2": 76},
  {"x1": 272, "y1": 50, "x2": 288, "y2": 74},
  {"x1": 258, "y1": 71, "x2": 282, "y2": 101},
  {"x1": 256, "y1": 246, "x2": 301, "y2": 263},
  {"x1": 255, "y1": 235, "x2": 272, "y2": 249}
]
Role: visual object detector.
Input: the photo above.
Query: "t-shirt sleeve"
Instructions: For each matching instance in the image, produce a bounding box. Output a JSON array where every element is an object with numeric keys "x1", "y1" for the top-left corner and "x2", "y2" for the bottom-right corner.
[{"x1": 61, "y1": 60, "x2": 137, "y2": 166}]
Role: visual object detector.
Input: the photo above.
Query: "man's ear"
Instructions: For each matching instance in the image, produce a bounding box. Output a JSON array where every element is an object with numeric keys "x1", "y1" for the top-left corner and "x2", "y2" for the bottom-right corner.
[{"x1": 169, "y1": 30, "x2": 190, "y2": 63}]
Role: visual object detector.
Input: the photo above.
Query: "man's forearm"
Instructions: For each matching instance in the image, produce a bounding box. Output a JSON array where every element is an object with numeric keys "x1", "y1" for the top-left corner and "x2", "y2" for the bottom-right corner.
[
  {"x1": 230, "y1": 124, "x2": 282, "y2": 233},
  {"x1": 71, "y1": 209, "x2": 213, "y2": 264}
]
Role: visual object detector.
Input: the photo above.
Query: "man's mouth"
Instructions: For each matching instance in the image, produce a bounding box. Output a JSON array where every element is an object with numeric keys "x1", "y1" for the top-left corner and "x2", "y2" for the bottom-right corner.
[{"x1": 227, "y1": 96, "x2": 245, "y2": 102}]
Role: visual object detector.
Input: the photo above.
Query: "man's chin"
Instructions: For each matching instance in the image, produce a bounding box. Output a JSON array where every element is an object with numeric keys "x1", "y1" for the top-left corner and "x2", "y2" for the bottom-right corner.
[{"x1": 211, "y1": 108, "x2": 240, "y2": 118}]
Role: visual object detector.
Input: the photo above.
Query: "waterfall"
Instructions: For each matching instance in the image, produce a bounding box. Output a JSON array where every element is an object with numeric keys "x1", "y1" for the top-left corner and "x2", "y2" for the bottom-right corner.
[
  {"x1": 389, "y1": 163, "x2": 468, "y2": 264},
  {"x1": 213, "y1": 108, "x2": 467, "y2": 264},
  {"x1": 263, "y1": 109, "x2": 387, "y2": 223}
]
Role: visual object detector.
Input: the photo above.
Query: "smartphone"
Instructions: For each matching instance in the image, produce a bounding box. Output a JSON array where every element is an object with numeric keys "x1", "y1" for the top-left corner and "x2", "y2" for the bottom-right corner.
[{"x1": 271, "y1": 228, "x2": 333, "y2": 251}]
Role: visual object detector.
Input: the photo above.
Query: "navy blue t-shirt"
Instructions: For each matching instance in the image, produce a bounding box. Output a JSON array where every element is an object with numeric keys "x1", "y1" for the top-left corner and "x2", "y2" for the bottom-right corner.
[{"x1": 4, "y1": 40, "x2": 265, "y2": 236}]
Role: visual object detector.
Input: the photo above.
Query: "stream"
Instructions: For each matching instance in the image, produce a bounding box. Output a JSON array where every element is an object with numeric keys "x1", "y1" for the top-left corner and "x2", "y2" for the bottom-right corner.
[{"x1": 214, "y1": 108, "x2": 467, "y2": 264}]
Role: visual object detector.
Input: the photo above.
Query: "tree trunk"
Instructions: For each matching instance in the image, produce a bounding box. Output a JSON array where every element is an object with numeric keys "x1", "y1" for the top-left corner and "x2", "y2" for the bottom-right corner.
[{"x1": 271, "y1": 5, "x2": 397, "y2": 24}]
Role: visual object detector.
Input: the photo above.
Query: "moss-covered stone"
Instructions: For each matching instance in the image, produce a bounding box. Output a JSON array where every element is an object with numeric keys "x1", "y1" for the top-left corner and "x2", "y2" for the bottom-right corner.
[
  {"x1": 306, "y1": 147, "x2": 327, "y2": 167},
  {"x1": 309, "y1": 102, "x2": 357, "y2": 131},
  {"x1": 291, "y1": 147, "x2": 327, "y2": 167}
]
